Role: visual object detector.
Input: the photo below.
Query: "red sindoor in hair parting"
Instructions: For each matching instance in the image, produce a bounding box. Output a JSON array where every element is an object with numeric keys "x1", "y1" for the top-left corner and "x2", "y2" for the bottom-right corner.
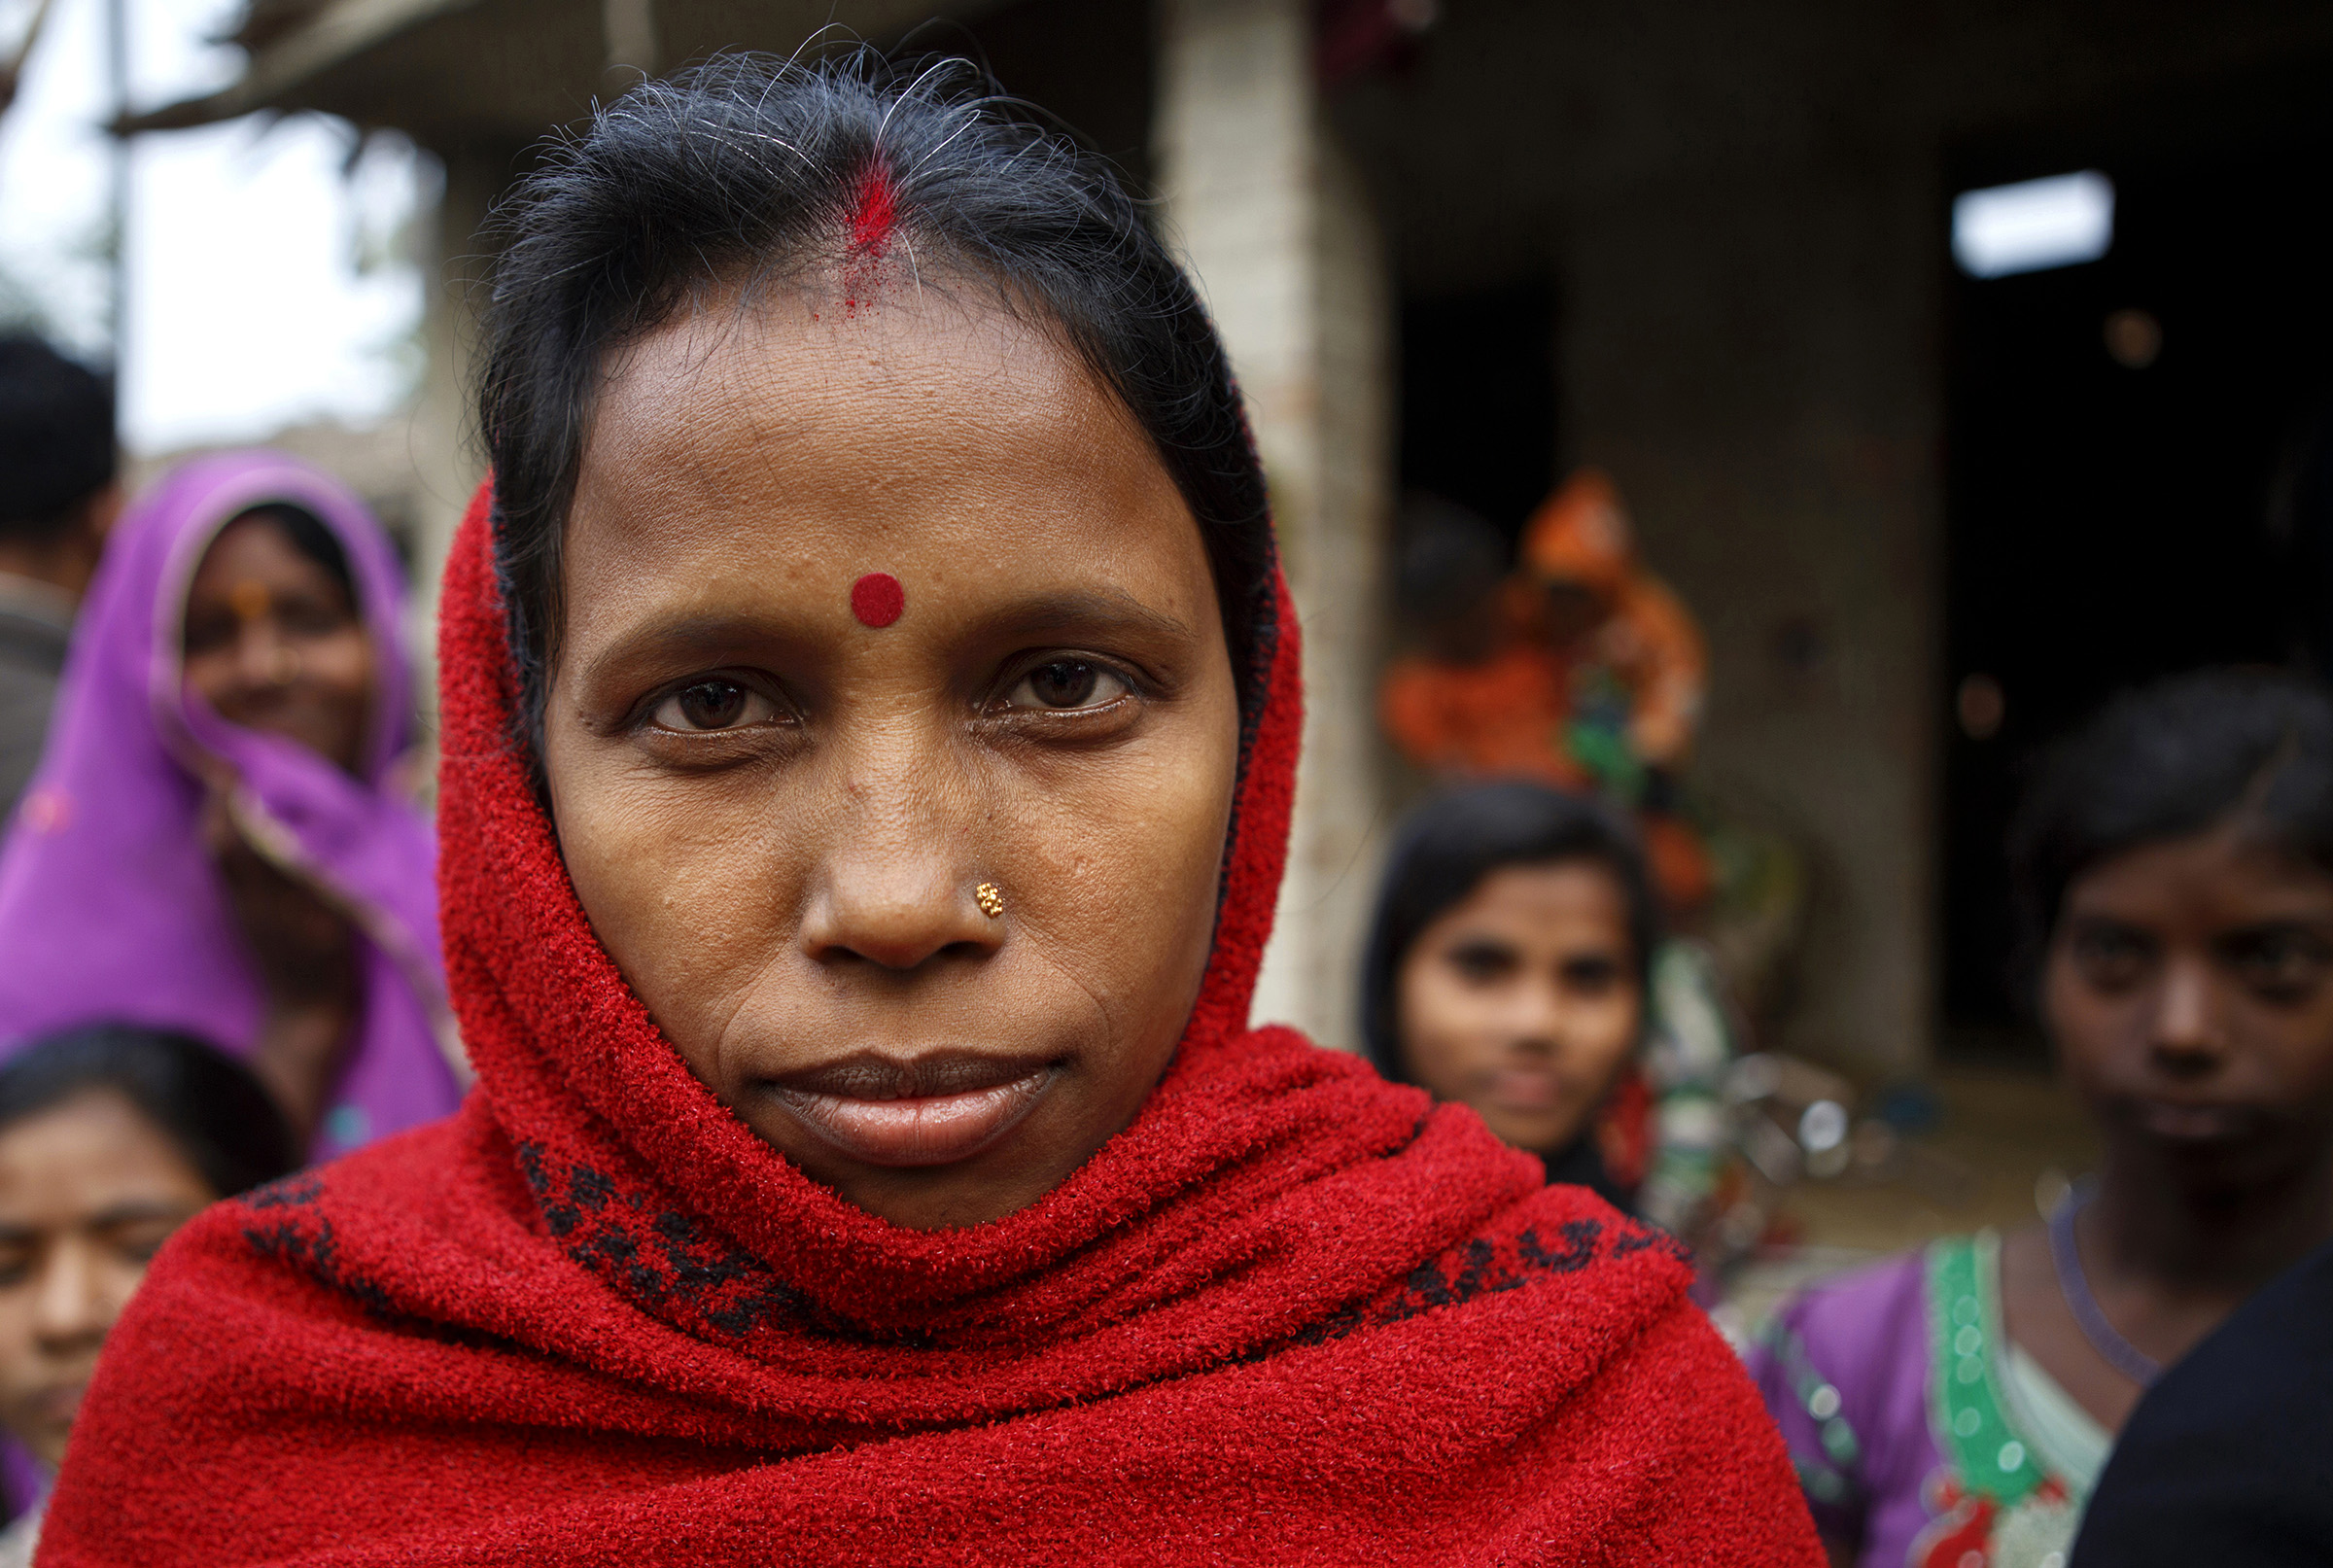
[
  {"x1": 849, "y1": 162, "x2": 899, "y2": 258},
  {"x1": 841, "y1": 161, "x2": 900, "y2": 316}
]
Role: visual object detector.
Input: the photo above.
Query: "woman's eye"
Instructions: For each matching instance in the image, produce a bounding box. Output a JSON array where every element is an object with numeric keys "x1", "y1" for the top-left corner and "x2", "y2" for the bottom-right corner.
[
  {"x1": 1007, "y1": 659, "x2": 1130, "y2": 712},
  {"x1": 112, "y1": 1225, "x2": 180, "y2": 1266},
  {"x1": 278, "y1": 597, "x2": 352, "y2": 638},
  {"x1": 2070, "y1": 920, "x2": 2155, "y2": 988},
  {"x1": 1559, "y1": 955, "x2": 1622, "y2": 995},
  {"x1": 649, "y1": 679, "x2": 775, "y2": 733},
  {"x1": 1445, "y1": 941, "x2": 1516, "y2": 985},
  {"x1": 2228, "y1": 926, "x2": 2333, "y2": 998},
  {"x1": 183, "y1": 613, "x2": 235, "y2": 657}
]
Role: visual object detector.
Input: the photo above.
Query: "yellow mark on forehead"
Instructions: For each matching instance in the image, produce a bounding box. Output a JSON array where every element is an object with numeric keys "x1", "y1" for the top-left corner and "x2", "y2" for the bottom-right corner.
[{"x1": 227, "y1": 581, "x2": 271, "y2": 621}]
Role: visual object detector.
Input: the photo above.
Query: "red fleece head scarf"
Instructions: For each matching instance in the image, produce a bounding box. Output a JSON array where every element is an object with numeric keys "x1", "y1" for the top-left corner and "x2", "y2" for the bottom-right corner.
[{"x1": 40, "y1": 484, "x2": 1818, "y2": 1566}]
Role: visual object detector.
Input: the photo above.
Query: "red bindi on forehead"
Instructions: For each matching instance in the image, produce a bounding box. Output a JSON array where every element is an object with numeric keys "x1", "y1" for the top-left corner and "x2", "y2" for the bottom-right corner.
[{"x1": 851, "y1": 573, "x2": 905, "y2": 628}]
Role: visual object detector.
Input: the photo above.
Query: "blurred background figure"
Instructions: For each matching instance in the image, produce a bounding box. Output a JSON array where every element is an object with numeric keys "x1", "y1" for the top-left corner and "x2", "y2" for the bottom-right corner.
[
  {"x1": 1517, "y1": 470, "x2": 1706, "y2": 792},
  {"x1": 1374, "y1": 480, "x2": 1764, "y2": 1242},
  {"x1": 0, "y1": 451, "x2": 461, "y2": 1156},
  {"x1": 1362, "y1": 781, "x2": 1734, "y2": 1233},
  {"x1": 1751, "y1": 670, "x2": 2333, "y2": 1568},
  {"x1": 0, "y1": 334, "x2": 117, "y2": 824},
  {"x1": 0, "y1": 1023, "x2": 293, "y2": 1566},
  {"x1": 1382, "y1": 470, "x2": 1711, "y2": 912}
]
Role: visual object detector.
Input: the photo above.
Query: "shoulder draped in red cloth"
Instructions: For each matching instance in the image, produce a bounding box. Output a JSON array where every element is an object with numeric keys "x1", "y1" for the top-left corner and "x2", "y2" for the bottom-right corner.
[{"x1": 40, "y1": 484, "x2": 1820, "y2": 1565}]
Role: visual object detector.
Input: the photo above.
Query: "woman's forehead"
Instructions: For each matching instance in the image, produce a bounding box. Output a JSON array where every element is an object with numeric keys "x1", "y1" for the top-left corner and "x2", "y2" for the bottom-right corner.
[
  {"x1": 192, "y1": 513, "x2": 331, "y2": 587},
  {"x1": 564, "y1": 296, "x2": 1209, "y2": 635},
  {"x1": 590, "y1": 286, "x2": 1122, "y2": 466},
  {"x1": 0, "y1": 1091, "x2": 199, "y2": 1204},
  {"x1": 2067, "y1": 824, "x2": 2333, "y2": 919},
  {"x1": 1451, "y1": 860, "x2": 1633, "y2": 928}
]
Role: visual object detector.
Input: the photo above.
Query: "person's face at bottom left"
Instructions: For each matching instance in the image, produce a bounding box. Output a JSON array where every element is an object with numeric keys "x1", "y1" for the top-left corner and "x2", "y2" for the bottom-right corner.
[
  {"x1": 0, "y1": 1091, "x2": 216, "y2": 1467},
  {"x1": 542, "y1": 284, "x2": 1242, "y2": 1232}
]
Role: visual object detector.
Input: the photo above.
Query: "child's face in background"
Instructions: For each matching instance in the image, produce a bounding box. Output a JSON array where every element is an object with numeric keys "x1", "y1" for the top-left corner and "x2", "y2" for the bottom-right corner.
[
  {"x1": 0, "y1": 1092, "x2": 213, "y2": 1467},
  {"x1": 1397, "y1": 859, "x2": 1643, "y2": 1156},
  {"x1": 540, "y1": 287, "x2": 1241, "y2": 1232},
  {"x1": 2046, "y1": 822, "x2": 2333, "y2": 1195}
]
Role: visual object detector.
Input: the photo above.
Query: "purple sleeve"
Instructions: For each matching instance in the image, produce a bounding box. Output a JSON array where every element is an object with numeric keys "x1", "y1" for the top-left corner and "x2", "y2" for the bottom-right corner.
[
  {"x1": 1748, "y1": 1251, "x2": 1945, "y2": 1567},
  {"x1": 1750, "y1": 1287, "x2": 1867, "y2": 1544}
]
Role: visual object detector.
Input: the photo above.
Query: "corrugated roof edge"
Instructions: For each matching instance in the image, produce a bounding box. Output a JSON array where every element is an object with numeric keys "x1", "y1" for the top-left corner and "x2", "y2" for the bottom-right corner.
[{"x1": 117, "y1": 0, "x2": 481, "y2": 132}]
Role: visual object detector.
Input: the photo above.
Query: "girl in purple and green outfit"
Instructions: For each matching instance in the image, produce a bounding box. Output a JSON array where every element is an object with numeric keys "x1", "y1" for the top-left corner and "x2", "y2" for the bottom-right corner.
[{"x1": 1752, "y1": 669, "x2": 2333, "y2": 1567}]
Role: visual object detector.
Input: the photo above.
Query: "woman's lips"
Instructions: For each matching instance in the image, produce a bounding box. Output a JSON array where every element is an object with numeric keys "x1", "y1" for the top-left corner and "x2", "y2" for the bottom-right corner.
[
  {"x1": 2129, "y1": 1098, "x2": 2258, "y2": 1143},
  {"x1": 26, "y1": 1379, "x2": 84, "y2": 1430},
  {"x1": 1485, "y1": 1066, "x2": 1564, "y2": 1112},
  {"x1": 764, "y1": 1051, "x2": 1058, "y2": 1167}
]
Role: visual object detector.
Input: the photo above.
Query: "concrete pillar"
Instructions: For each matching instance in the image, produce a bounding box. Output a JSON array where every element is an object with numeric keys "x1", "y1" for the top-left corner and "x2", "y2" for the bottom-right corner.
[
  {"x1": 400, "y1": 146, "x2": 498, "y2": 740},
  {"x1": 1154, "y1": 0, "x2": 1396, "y2": 1051}
]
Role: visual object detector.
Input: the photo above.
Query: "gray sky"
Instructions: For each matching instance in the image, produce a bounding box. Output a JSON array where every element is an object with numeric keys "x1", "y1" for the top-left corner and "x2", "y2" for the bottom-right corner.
[{"x1": 0, "y1": 0, "x2": 430, "y2": 454}]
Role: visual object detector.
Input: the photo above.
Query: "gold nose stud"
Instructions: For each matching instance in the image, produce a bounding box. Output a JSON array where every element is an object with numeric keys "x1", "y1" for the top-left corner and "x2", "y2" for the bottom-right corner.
[{"x1": 975, "y1": 882, "x2": 1005, "y2": 919}]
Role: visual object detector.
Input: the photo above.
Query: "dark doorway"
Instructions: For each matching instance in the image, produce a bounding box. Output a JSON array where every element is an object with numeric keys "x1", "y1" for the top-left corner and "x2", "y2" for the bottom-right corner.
[
  {"x1": 1399, "y1": 281, "x2": 1558, "y2": 547},
  {"x1": 1942, "y1": 137, "x2": 2333, "y2": 1050}
]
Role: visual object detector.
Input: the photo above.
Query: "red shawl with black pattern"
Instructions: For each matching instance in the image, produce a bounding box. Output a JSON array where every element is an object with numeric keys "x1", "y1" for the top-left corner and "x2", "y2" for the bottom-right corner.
[{"x1": 40, "y1": 486, "x2": 1819, "y2": 1565}]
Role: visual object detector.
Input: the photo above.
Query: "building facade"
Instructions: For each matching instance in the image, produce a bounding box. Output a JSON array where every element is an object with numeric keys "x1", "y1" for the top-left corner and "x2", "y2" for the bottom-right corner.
[{"x1": 138, "y1": 0, "x2": 2333, "y2": 1074}]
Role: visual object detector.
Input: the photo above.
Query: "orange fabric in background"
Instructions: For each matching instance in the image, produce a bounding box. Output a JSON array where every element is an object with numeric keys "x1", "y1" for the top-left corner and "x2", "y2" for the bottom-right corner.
[
  {"x1": 1380, "y1": 470, "x2": 1715, "y2": 913},
  {"x1": 1521, "y1": 470, "x2": 1707, "y2": 770},
  {"x1": 1379, "y1": 641, "x2": 1586, "y2": 789},
  {"x1": 1381, "y1": 471, "x2": 1708, "y2": 786},
  {"x1": 1523, "y1": 469, "x2": 1636, "y2": 597}
]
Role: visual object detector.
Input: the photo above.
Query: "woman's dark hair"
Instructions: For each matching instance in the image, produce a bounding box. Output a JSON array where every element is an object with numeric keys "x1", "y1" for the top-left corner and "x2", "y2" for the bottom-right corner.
[
  {"x1": 0, "y1": 334, "x2": 115, "y2": 544},
  {"x1": 2009, "y1": 667, "x2": 2333, "y2": 993},
  {"x1": 233, "y1": 503, "x2": 355, "y2": 603},
  {"x1": 1361, "y1": 781, "x2": 1659, "y2": 1085},
  {"x1": 0, "y1": 1026, "x2": 297, "y2": 1200},
  {"x1": 477, "y1": 52, "x2": 1271, "y2": 752}
]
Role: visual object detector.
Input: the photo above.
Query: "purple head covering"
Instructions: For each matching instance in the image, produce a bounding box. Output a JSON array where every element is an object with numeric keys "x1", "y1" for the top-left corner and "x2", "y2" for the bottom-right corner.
[{"x1": 0, "y1": 450, "x2": 464, "y2": 1158}]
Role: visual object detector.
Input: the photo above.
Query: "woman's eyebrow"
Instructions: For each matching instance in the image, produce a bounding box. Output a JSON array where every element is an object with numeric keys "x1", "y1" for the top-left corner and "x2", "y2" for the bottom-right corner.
[
  {"x1": 2064, "y1": 909, "x2": 2149, "y2": 930},
  {"x1": 2221, "y1": 916, "x2": 2333, "y2": 940},
  {"x1": 575, "y1": 589, "x2": 1196, "y2": 695},
  {"x1": 973, "y1": 588, "x2": 1194, "y2": 646},
  {"x1": 87, "y1": 1200, "x2": 204, "y2": 1230},
  {"x1": 577, "y1": 611, "x2": 817, "y2": 689}
]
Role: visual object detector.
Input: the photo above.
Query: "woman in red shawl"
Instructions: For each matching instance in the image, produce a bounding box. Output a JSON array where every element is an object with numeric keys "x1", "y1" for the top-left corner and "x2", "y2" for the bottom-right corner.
[{"x1": 39, "y1": 55, "x2": 1818, "y2": 1566}]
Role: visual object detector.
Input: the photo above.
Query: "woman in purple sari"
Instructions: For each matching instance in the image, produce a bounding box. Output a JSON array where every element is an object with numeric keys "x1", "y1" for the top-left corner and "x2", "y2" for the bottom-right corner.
[{"x1": 0, "y1": 451, "x2": 464, "y2": 1157}]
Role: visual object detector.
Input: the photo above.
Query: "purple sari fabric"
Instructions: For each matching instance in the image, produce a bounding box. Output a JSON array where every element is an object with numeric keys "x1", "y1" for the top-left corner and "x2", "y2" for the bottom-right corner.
[
  {"x1": 1749, "y1": 1251, "x2": 1944, "y2": 1566},
  {"x1": 0, "y1": 451, "x2": 463, "y2": 1158}
]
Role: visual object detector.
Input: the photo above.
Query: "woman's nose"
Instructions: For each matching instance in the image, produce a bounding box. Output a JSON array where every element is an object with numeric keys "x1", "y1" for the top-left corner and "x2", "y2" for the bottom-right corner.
[
  {"x1": 230, "y1": 619, "x2": 288, "y2": 689},
  {"x1": 30, "y1": 1237, "x2": 112, "y2": 1352},
  {"x1": 2148, "y1": 955, "x2": 2230, "y2": 1078},
  {"x1": 1497, "y1": 977, "x2": 1570, "y2": 1057},
  {"x1": 798, "y1": 764, "x2": 1001, "y2": 973}
]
